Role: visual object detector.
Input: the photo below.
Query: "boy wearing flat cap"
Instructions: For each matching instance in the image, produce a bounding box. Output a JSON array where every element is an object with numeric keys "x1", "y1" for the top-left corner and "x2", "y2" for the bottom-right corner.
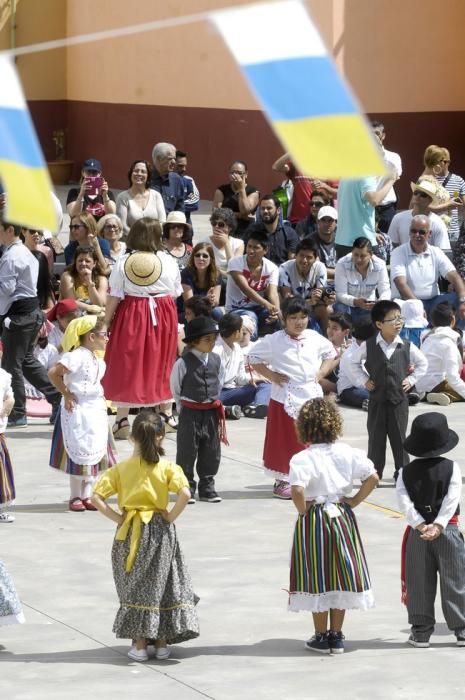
[
  {"x1": 170, "y1": 317, "x2": 226, "y2": 504},
  {"x1": 396, "y1": 412, "x2": 465, "y2": 648}
]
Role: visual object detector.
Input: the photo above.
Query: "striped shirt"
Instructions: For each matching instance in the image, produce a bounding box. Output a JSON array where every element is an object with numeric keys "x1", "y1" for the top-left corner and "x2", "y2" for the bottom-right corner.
[{"x1": 436, "y1": 173, "x2": 465, "y2": 242}]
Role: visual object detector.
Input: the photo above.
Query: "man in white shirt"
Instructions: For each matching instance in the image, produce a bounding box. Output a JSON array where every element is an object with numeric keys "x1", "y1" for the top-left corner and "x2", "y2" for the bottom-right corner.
[
  {"x1": 372, "y1": 121, "x2": 402, "y2": 233},
  {"x1": 226, "y1": 230, "x2": 280, "y2": 339},
  {"x1": 415, "y1": 302, "x2": 465, "y2": 405},
  {"x1": 390, "y1": 216, "x2": 465, "y2": 324},
  {"x1": 334, "y1": 236, "x2": 390, "y2": 320},
  {"x1": 388, "y1": 179, "x2": 450, "y2": 252}
]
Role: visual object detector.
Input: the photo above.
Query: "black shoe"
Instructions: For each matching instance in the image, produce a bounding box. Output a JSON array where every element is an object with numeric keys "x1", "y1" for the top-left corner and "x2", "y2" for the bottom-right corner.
[
  {"x1": 408, "y1": 392, "x2": 421, "y2": 406},
  {"x1": 224, "y1": 405, "x2": 241, "y2": 420},
  {"x1": 49, "y1": 403, "x2": 60, "y2": 425},
  {"x1": 198, "y1": 491, "x2": 222, "y2": 503},
  {"x1": 7, "y1": 416, "x2": 27, "y2": 428}
]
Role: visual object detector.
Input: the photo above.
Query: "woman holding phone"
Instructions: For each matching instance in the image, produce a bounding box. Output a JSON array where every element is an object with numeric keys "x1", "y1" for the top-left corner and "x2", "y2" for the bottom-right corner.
[{"x1": 67, "y1": 158, "x2": 116, "y2": 221}]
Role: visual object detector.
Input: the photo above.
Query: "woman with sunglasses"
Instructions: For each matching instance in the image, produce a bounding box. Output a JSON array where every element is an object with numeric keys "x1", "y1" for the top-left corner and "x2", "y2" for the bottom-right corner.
[
  {"x1": 208, "y1": 208, "x2": 244, "y2": 282},
  {"x1": 97, "y1": 215, "x2": 126, "y2": 268},
  {"x1": 60, "y1": 246, "x2": 108, "y2": 315},
  {"x1": 64, "y1": 212, "x2": 111, "y2": 271},
  {"x1": 162, "y1": 211, "x2": 192, "y2": 271},
  {"x1": 181, "y1": 243, "x2": 222, "y2": 314},
  {"x1": 295, "y1": 191, "x2": 331, "y2": 240}
]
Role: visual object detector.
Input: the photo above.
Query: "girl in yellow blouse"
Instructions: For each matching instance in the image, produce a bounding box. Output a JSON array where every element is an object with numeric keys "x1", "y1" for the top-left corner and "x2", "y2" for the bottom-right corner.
[{"x1": 92, "y1": 410, "x2": 199, "y2": 662}]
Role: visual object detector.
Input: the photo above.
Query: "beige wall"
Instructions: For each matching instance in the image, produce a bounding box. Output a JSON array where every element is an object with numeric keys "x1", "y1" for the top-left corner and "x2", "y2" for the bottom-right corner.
[{"x1": 0, "y1": 0, "x2": 66, "y2": 100}]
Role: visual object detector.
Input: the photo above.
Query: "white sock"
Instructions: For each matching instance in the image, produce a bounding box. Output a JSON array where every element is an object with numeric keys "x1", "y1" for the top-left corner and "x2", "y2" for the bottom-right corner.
[
  {"x1": 81, "y1": 479, "x2": 95, "y2": 501},
  {"x1": 70, "y1": 476, "x2": 81, "y2": 500}
]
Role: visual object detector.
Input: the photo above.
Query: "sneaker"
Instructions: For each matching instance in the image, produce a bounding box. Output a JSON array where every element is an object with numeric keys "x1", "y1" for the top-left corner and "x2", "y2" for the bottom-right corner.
[
  {"x1": 112, "y1": 418, "x2": 130, "y2": 440},
  {"x1": 155, "y1": 646, "x2": 171, "y2": 660},
  {"x1": 7, "y1": 416, "x2": 27, "y2": 428},
  {"x1": 128, "y1": 646, "x2": 149, "y2": 662},
  {"x1": 0, "y1": 511, "x2": 14, "y2": 523},
  {"x1": 273, "y1": 480, "x2": 292, "y2": 500},
  {"x1": 328, "y1": 630, "x2": 345, "y2": 654},
  {"x1": 427, "y1": 392, "x2": 451, "y2": 407},
  {"x1": 188, "y1": 496, "x2": 196, "y2": 505},
  {"x1": 243, "y1": 404, "x2": 268, "y2": 419},
  {"x1": 408, "y1": 391, "x2": 421, "y2": 406},
  {"x1": 407, "y1": 634, "x2": 430, "y2": 648},
  {"x1": 199, "y1": 492, "x2": 222, "y2": 503},
  {"x1": 456, "y1": 635, "x2": 465, "y2": 647},
  {"x1": 225, "y1": 405, "x2": 241, "y2": 420},
  {"x1": 305, "y1": 632, "x2": 330, "y2": 654},
  {"x1": 361, "y1": 398, "x2": 370, "y2": 411}
]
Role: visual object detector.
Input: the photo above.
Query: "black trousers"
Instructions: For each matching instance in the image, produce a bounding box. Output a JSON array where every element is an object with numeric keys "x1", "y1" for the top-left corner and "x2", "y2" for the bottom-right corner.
[
  {"x1": 176, "y1": 407, "x2": 221, "y2": 495},
  {"x1": 1, "y1": 309, "x2": 61, "y2": 420},
  {"x1": 376, "y1": 203, "x2": 397, "y2": 234},
  {"x1": 367, "y1": 399, "x2": 409, "y2": 477}
]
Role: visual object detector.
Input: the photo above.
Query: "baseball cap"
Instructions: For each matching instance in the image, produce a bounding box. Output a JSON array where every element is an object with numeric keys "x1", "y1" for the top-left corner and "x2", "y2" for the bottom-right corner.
[
  {"x1": 82, "y1": 158, "x2": 102, "y2": 172},
  {"x1": 318, "y1": 206, "x2": 338, "y2": 221}
]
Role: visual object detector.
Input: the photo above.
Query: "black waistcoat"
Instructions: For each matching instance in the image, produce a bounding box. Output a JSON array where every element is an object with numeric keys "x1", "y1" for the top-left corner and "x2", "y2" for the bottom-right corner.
[{"x1": 402, "y1": 457, "x2": 459, "y2": 524}]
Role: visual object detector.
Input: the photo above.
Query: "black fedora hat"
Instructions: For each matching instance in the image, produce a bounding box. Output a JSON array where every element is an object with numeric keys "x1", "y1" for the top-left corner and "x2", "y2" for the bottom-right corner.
[
  {"x1": 183, "y1": 317, "x2": 219, "y2": 344},
  {"x1": 404, "y1": 412, "x2": 458, "y2": 458}
]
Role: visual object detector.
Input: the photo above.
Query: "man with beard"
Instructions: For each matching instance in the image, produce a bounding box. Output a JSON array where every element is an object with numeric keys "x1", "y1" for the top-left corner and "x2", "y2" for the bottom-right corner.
[
  {"x1": 309, "y1": 206, "x2": 338, "y2": 281},
  {"x1": 247, "y1": 195, "x2": 299, "y2": 266}
]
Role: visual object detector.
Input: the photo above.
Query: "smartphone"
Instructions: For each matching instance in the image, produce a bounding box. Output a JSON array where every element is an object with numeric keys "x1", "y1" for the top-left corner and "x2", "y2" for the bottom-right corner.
[{"x1": 85, "y1": 176, "x2": 103, "y2": 196}]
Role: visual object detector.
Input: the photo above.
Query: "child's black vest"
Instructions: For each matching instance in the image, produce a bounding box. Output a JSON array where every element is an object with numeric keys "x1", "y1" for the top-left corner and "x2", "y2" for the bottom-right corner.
[
  {"x1": 181, "y1": 352, "x2": 221, "y2": 402},
  {"x1": 402, "y1": 457, "x2": 459, "y2": 524},
  {"x1": 365, "y1": 336, "x2": 410, "y2": 404}
]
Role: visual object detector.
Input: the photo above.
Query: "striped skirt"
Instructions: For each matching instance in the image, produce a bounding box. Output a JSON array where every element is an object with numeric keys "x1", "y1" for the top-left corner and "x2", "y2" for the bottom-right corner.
[
  {"x1": 0, "y1": 434, "x2": 15, "y2": 506},
  {"x1": 289, "y1": 503, "x2": 374, "y2": 612},
  {"x1": 49, "y1": 412, "x2": 117, "y2": 478}
]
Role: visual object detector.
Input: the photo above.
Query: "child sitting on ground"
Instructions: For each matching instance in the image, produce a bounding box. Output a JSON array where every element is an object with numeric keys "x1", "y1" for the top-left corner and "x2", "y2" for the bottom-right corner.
[
  {"x1": 320, "y1": 312, "x2": 352, "y2": 395},
  {"x1": 214, "y1": 313, "x2": 269, "y2": 419},
  {"x1": 46, "y1": 298, "x2": 80, "y2": 351},
  {"x1": 337, "y1": 316, "x2": 375, "y2": 411},
  {"x1": 397, "y1": 298, "x2": 428, "y2": 348},
  {"x1": 396, "y1": 412, "x2": 465, "y2": 648},
  {"x1": 415, "y1": 303, "x2": 465, "y2": 406}
]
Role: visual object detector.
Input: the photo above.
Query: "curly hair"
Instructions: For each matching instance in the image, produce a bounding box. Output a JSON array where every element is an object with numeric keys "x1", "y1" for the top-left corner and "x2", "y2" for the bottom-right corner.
[
  {"x1": 186, "y1": 242, "x2": 219, "y2": 290},
  {"x1": 296, "y1": 398, "x2": 343, "y2": 445}
]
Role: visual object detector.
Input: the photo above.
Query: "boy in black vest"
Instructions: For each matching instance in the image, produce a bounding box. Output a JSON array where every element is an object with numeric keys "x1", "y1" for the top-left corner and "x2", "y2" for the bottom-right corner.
[
  {"x1": 397, "y1": 412, "x2": 465, "y2": 648},
  {"x1": 170, "y1": 317, "x2": 226, "y2": 504},
  {"x1": 350, "y1": 300, "x2": 427, "y2": 479}
]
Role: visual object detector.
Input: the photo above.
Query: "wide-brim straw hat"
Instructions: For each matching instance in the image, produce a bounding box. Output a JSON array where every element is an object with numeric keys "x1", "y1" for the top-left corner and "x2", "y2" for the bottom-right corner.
[
  {"x1": 163, "y1": 211, "x2": 191, "y2": 231},
  {"x1": 410, "y1": 178, "x2": 441, "y2": 207},
  {"x1": 124, "y1": 251, "x2": 162, "y2": 287},
  {"x1": 404, "y1": 412, "x2": 459, "y2": 458}
]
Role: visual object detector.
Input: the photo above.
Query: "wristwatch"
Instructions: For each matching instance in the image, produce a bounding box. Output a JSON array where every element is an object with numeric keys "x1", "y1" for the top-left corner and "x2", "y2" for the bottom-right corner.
[{"x1": 459, "y1": 296, "x2": 465, "y2": 304}]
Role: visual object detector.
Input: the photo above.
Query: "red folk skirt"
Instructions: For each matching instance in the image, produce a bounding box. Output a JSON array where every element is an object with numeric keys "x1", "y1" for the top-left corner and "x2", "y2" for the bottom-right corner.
[
  {"x1": 262, "y1": 398, "x2": 305, "y2": 478},
  {"x1": 102, "y1": 295, "x2": 177, "y2": 406}
]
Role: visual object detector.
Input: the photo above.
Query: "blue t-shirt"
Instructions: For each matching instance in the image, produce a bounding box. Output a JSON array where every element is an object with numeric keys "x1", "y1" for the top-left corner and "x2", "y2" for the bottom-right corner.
[
  {"x1": 335, "y1": 177, "x2": 377, "y2": 246},
  {"x1": 64, "y1": 238, "x2": 111, "y2": 265}
]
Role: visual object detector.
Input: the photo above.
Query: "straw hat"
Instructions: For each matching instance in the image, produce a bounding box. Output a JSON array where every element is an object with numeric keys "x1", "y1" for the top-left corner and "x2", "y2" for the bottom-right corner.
[
  {"x1": 163, "y1": 211, "x2": 191, "y2": 231},
  {"x1": 410, "y1": 178, "x2": 441, "y2": 206},
  {"x1": 124, "y1": 252, "x2": 162, "y2": 287}
]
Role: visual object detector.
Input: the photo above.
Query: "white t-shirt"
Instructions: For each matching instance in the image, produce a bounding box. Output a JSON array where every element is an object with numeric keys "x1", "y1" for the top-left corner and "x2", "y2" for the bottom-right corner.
[
  {"x1": 390, "y1": 243, "x2": 455, "y2": 300},
  {"x1": 225, "y1": 255, "x2": 279, "y2": 310},
  {"x1": 206, "y1": 236, "x2": 243, "y2": 274},
  {"x1": 387, "y1": 210, "x2": 450, "y2": 250}
]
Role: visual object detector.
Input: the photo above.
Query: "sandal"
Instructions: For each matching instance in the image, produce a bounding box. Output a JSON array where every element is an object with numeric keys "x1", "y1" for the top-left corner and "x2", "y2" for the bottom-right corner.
[
  {"x1": 159, "y1": 412, "x2": 178, "y2": 432},
  {"x1": 113, "y1": 417, "x2": 130, "y2": 440},
  {"x1": 242, "y1": 404, "x2": 268, "y2": 419}
]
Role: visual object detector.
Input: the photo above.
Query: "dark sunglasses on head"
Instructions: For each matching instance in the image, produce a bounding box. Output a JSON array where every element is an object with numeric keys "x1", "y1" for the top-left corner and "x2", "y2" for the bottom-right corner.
[
  {"x1": 194, "y1": 253, "x2": 210, "y2": 259},
  {"x1": 413, "y1": 190, "x2": 430, "y2": 198}
]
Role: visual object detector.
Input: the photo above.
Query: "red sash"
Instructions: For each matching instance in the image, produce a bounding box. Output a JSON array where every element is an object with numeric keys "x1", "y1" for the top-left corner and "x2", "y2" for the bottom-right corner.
[{"x1": 181, "y1": 399, "x2": 229, "y2": 446}]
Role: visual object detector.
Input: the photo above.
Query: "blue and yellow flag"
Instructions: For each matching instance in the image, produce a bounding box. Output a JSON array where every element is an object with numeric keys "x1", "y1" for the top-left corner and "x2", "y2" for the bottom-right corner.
[
  {"x1": 0, "y1": 55, "x2": 57, "y2": 230},
  {"x1": 212, "y1": 0, "x2": 385, "y2": 179}
]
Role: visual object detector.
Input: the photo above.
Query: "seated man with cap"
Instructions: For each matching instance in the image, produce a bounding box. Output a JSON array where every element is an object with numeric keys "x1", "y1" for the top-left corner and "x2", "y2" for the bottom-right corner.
[
  {"x1": 388, "y1": 179, "x2": 450, "y2": 252},
  {"x1": 390, "y1": 214, "x2": 465, "y2": 325},
  {"x1": 66, "y1": 158, "x2": 116, "y2": 221}
]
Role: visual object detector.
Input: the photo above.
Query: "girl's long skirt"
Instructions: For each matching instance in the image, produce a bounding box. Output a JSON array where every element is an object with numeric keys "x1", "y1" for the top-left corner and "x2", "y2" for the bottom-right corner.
[
  {"x1": 0, "y1": 435, "x2": 15, "y2": 506},
  {"x1": 0, "y1": 560, "x2": 25, "y2": 625},
  {"x1": 263, "y1": 399, "x2": 305, "y2": 478},
  {"x1": 112, "y1": 515, "x2": 199, "y2": 644},
  {"x1": 102, "y1": 296, "x2": 178, "y2": 406},
  {"x1": 49, "y1": 411, "x2": 117, "y2": 477},
  {"x1": 289, "y1": 503, "x2": 374, "y2": 612}
]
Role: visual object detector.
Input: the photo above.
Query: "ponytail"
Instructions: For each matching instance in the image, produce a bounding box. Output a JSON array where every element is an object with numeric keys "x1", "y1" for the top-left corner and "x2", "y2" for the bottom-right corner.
[{"x1": 131, "y1": 410, "x2": 165, "y2": 463}]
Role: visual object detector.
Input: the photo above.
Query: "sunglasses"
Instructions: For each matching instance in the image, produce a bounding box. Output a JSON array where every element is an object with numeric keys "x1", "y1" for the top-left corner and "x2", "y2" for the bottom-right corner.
[
  {"x1": 311, "y1": 201, "x2": 324, "y2": 207},
  {"x1": 194, "y1": 253, "x2": 210, "y2": 259},
  {"x1": 413, "y1": 191, "x2": 430, "y2": 198},
  {"x1": 211, "y1": 220, "x2": 227, "y2": 229},
  {"x1": 103, "y1": 224, "x2": 119, "y2": 231},
  {"x1": 410, "y1": 228, "x2": 428, "y2": 235},
  {"x1": 69, "y1": 224, "x2": 87, "y2": 230}
]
